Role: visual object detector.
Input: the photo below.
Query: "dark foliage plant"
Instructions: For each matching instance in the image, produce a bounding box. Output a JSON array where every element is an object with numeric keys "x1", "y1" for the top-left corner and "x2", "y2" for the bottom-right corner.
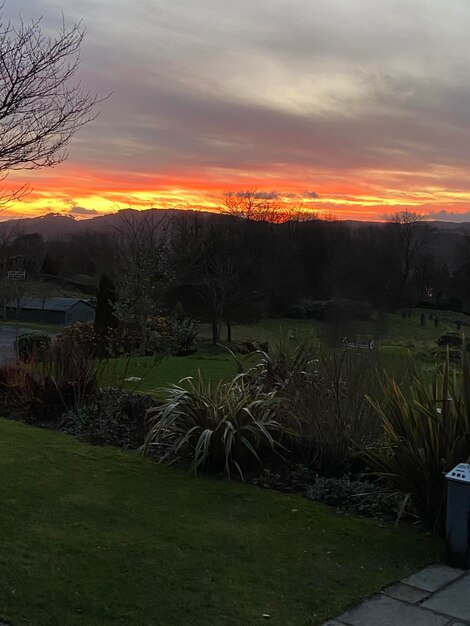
[
  {"x1": 363, "y1": 346, "x2": 470, "y2": 534},
  {"x1": 95, "y1": 273, "x2": 119, "y2": 332},
  {"x1": 236, "y1": 339, "x2": 391, "y2": 477},
  {"x1": 304, "y1": 475, "x2": 410, "y2": 522},
  {"x1": 143, "y1": 373, "x2": 287, "y2": 479},
  {"x1": 0, "y1": 338, "x2": 102, "y2": 422},
  {"x1": 62, "y1": 388, "x2": 155, "y2": 448},
  {"x1": 16, "y1": 332, "x2": 51, "y2": 362}
]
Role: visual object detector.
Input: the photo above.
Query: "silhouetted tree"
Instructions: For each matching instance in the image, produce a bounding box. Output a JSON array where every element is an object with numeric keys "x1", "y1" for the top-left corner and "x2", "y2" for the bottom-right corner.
[
  {"x1": 113, "y1": 211, "x2": 171, "y2": 354},
  {"x1": 0, "y1": 9, "x2": 103, "y2": 203},
  {"x1": 223, "y1": 189, "x2": 282, "y2": 222},
  {"x1": 386, "y1": 211, "x2": 431, "y2": 304},
  {"x1": 95, "y1": 273, "x2": 118, "y2": 332},
  {"x1": 41, "y1": 253, "x2": 58, "y2": 276}
]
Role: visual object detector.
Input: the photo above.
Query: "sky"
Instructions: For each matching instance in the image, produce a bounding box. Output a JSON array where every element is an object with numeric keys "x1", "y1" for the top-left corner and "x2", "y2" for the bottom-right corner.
[{"x1": 4, "y1": 0, "x2": 470, "y2": 221}]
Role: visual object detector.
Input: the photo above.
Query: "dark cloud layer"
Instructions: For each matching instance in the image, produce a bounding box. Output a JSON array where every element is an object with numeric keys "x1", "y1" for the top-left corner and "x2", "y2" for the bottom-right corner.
[
  {"x1": 428, "y1": 210, "x2": 470, "y2": 222},
  {"x1": 68, "y1": 205, "x2": 99, "y2": 215}
]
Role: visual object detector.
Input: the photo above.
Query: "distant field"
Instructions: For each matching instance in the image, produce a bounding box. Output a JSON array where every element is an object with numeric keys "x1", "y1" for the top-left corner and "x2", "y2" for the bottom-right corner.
[
  {"x1": 11, "y1": 311, "x2": 467, "y2": 391},
  {"x1": 199, "y1": 309, "x2": 463, "y2": 348},
  {"x1": 99, "y1": 311, "x2": 467, "y2": 391},
  {"x1": 8, "y1": 308, "x2": 463, "y2": 348}
]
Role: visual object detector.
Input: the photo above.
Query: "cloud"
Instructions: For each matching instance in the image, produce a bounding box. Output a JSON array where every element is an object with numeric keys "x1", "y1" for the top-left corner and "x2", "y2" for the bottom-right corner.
[
  {"x1": 427, "y1": 210, "x2": 470, "y2": 222},
  {"x1": 68, "y1": 205, "x2": 99, "y2": 216},
  {"x1": 253, "y1": 191, "x2": 279, "y2": 200},
  {"x1": 8, "y1": 0, "x2": 470, "y2": 220},
  {"x1": 12, "y1": 0, "x2": 470, "y2": 179},
  {"x1": 225, "y1": 190, "x2": 279, "y2": 200}
]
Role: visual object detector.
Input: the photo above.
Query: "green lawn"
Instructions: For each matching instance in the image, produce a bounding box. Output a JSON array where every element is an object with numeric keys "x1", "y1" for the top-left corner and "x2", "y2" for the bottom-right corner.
[
  {"x1": 100, "y1": 311, "x2": 464, "y2": 392},
  {"x1": 17, "y1": 309, "x2": 463, "y2": 396},
  {"x1": 199, "y1": 311, "x2": 461, "y2": 346},
  {"x1": 102, "y1": 353, "x2": 238, "y2": 394},
  {"x1": 2, "y1": 308, "x2": 463, "y2": 351},
  {"x1": 0, "y1": 419, "x2": 440, "y2": 626},
  {"x1": 198, "y1": 318, "x2": 318, "y2": 346}
]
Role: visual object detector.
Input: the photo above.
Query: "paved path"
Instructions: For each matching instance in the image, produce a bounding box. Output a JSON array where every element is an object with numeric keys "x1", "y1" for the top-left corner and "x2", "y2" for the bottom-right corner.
[
  {"x1": 323, "y1": 564, "x2": 470, "y2": 625},
  {"x1": 0, "y1": 326, "x2": 18, "y2": 362}
]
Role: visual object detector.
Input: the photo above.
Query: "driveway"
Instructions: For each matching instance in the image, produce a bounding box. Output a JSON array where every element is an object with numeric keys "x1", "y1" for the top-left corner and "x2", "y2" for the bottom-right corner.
[{"x1": 0, "y1": 326, "x2": 20, "y2": 362}]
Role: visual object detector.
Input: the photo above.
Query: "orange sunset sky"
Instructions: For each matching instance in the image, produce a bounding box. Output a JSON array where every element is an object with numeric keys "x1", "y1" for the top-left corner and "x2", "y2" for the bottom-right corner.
[{"x1": 6, "y1": 1, "x2": 470, "y2": 222}]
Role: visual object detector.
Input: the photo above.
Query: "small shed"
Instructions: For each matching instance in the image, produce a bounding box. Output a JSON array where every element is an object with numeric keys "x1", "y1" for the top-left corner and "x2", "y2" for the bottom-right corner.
[{"x1": 6, "y1": 297, "x2": 95, "y2": 325}]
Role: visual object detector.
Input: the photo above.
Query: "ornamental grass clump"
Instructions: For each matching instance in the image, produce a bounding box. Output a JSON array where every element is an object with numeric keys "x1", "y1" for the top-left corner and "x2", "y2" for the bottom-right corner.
[
  {"x1": 244, "y1": 336, "x2": 317, "y2": 393},
  {"x1": 143, "y1": 373, "x2": 286, "y2": 479},
  {"x1": 288, "y1": 349, "x2": 385, "y2": 476},
  {"x1": 363, "y1": 346, "x2": 470, "y2": 534}
]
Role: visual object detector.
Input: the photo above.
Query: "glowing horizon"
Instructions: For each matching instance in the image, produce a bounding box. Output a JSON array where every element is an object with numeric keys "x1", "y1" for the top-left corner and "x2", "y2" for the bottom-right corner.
[{"x1": 5, "y1": 162, "x2": 470, "y2": 223}]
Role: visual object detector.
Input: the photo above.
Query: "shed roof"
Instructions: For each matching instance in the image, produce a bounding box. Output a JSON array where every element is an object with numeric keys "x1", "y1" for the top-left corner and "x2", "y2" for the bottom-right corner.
[{"x1": 6, "y1": 297, "x2": 93, "y2": 312}]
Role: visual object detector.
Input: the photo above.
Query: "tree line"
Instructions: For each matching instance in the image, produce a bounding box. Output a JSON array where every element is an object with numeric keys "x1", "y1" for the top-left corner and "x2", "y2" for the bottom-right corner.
[{"x1": 1, "y1": 207, "x2": 468, "y2": 346}]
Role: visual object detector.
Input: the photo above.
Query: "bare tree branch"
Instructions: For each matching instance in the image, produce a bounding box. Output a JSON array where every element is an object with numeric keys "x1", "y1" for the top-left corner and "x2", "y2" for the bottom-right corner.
[{"x1": 0, "y1": 9, "x2": 105, "y2": 175}]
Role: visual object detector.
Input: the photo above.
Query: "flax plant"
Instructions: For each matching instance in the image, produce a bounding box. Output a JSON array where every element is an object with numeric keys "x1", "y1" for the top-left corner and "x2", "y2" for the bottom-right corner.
[
  {"x1": 143, "y1": 373, "x2": 286, "y2": 479},
  {"x1": 364, "y1": 346, "x2": 470, "y2": 533}
]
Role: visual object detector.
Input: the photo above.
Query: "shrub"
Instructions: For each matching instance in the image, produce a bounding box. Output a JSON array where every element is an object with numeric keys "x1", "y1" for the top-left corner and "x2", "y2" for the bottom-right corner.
[
  {"x1": 304, "y1": 475, "x2": 410, "y2": 522},
  {"x1": 169, "y1": 317, "x2": 199, "y2": 355},
  {"x1": 143, "y1": 374, "x2": 286, "y2": 479},
  {"x1": 0, "y1": 364, "x2": 38, "y2": 415},
  {"x1": 287, "y1": 304, "x2": 307, "y2": 319},
  {"x1": 252, "y1": 467, "x2": 412, "y2": 522},
  {"x1": 285, "y1": 349, "x2": 387, "y2": 476},
  {"x1": 55, "y1": 322, "x2": 96, "y2": 352},
  {"x1": 16, "y1": 332, "x2": 51, "y2": 362},
  {"x1": 0, "y1": 338, "x2": 102, "y2": 422},
  {"x1": 230, "y1": 339, "x2": 395, "y2": 477},
  {"x1": 248, "y1": 336, "x2": 317, "y2": 393},
  {"x1": 147, "y1": 316, "x2": 174, "y2": 352},
  {"x1": 145, "y1": 316, "x2": 199, "y2": 355},
  {"x1": 363, "y1": 348, "x2": 470, "y2": 534},
  {"x1": 62, "y1": 388, "x2": 155, "y2": 448}
]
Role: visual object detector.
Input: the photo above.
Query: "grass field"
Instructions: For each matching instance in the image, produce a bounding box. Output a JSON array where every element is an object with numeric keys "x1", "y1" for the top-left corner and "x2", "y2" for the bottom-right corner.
[
  {"x1": 99, "y1": 310, "x2": 465, "y2": 392},
  {"x1": 197, "y1": 310, "x2": 462, "y2": 347},
  {"x1": 102, "y1": 353, "x2": 238, "y2": 394},
  {"x1": 9, "y1": 310, "x2": 465, "y2": 391},
  {"x1": 0, "y1": 418, "x2": 440, "y2": 626},
  {"x1": 6, "y1": 308, "x2": 463, "y2": 347}
]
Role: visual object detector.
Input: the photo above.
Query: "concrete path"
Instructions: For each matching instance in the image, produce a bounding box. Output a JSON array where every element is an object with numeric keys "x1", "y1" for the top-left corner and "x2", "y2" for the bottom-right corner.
[
  {"x1": 323, "y1": 564, "x2": 470, "y2": 625},
  {"x1": 0, "y1": 326, "x2": 19, "y2": 362}
]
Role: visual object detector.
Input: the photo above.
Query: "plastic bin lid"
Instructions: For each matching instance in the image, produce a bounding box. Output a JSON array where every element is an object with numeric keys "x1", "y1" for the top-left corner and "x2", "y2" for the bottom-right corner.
[{"x1": 446, "y1": 463, "x2": 470, "y2": 483}]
